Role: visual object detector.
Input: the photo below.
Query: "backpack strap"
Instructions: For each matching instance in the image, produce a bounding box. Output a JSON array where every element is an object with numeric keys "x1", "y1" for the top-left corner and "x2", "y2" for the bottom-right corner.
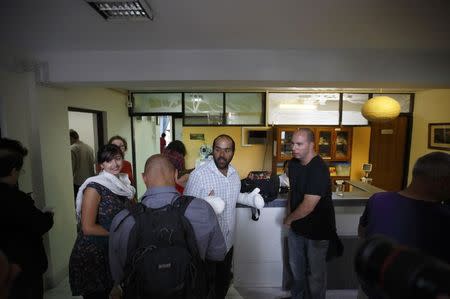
[
  {"x1": 113, "y1": 202, "x2": 146, "y2": 232},
  {"x1": 172, "y1": 195, "x2": 195, "y2": 215}
]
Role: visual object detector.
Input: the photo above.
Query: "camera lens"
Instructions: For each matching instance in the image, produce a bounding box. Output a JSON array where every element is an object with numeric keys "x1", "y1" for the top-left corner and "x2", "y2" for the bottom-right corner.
[{"x1": 355, "y1": 236, "x2": 450, "y2": 299}]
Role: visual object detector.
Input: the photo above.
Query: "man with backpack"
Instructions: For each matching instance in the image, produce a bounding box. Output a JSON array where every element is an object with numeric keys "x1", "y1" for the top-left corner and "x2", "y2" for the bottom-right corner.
[{"x1": 109, "y1": 154, "x2": 226, "y2": 299}]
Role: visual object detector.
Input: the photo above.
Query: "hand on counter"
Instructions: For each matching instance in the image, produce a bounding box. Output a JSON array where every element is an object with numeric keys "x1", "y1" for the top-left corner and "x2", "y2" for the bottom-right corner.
[{"x1": 283, "y1": 215, "x2": 292, "y2": 228}]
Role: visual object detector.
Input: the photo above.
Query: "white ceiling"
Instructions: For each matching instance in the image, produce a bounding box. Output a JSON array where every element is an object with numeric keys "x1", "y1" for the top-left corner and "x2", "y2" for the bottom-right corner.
[{"x1": 2, "y1": 0, "x2": 450, "y2": 52}]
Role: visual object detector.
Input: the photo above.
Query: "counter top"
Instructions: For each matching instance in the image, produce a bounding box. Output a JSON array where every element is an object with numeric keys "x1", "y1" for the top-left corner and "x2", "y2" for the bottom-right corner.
[{"x1": 237, "y1": 181, "x2": 384, "y2": 208}]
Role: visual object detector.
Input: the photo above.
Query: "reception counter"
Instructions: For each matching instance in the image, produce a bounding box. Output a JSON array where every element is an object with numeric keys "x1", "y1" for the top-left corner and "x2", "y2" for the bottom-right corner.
[{"x1": 233, "y1": 181, "x2": 384, "y2": 289}]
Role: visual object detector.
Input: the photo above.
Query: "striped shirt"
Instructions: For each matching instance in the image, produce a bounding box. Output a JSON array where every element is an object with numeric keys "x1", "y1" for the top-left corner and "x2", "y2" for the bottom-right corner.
[{"x1": 184, "y1": 159, "x2": 241, "y2": 252}]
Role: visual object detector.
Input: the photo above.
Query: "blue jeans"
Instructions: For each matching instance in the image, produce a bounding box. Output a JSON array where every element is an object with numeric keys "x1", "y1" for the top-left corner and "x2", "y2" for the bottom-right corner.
[{"x1": 288, "y1": 230, "x2": 329, "y2": 299}]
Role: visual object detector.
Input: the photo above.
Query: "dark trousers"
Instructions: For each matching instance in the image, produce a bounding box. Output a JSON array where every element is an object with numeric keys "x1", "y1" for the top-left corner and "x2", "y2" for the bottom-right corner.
[
  {"x1": 213, "y1": 247, "x2": 234, "y2": 299},
  {"x1": 9, "y1": 272, "x2": 43, "y2": 299}
]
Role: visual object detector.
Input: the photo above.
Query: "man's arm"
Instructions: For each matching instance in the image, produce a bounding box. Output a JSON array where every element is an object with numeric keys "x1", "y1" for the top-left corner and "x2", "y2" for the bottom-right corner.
[
  {"x1": 284, "y1": 194, "x2": 320, "y2": 227},
  {"x1": 109, "y1": 210, "x2": 134, "y2": 284},
  {"x1": 205, "y1": 211, "x2": 227, "y2": 261}
]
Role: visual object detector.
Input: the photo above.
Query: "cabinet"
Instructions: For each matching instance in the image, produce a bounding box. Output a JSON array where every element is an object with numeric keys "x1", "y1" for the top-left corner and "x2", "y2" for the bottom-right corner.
[
  {"x1": 273, "y1": 126, "x2": 353, "y2": 190},
  {"x1": 316, "y1": 127, "x2": 352, "y2": 161}
]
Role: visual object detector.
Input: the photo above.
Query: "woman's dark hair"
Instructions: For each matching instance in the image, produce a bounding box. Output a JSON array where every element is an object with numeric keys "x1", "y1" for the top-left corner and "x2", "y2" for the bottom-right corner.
[
  {"x1": 0, "y1": 138, "x2": 28, "y2": 177},
  {"x1": 108, "y1": 135, "x2": 128, "y2": 151},
  {"x1": 97, "y1": 144, "x2": 123, "y2": 164},
  {"x1": 166, "y1": 140, "x2": 187, "y2": 157}
]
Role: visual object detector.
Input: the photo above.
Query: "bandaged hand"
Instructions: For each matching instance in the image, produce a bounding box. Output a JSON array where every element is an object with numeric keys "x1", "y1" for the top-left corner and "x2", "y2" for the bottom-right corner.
[
  {"x1": 238, "y1": 188, "x2": 265, "y2": 209},
  {"x1": 204, "y1": 196, "x2": 225, "y2": 215}
]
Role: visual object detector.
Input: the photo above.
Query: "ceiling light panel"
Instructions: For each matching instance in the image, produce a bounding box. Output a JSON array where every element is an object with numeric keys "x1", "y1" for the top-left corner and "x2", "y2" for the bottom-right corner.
[{"x1": 86, "y1": 0, "x2": 154, "y2": 21}]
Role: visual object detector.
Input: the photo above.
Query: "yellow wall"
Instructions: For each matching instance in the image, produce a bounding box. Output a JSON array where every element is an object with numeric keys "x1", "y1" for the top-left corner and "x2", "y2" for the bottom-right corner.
[
  {"x1": 183, "y1": 126, "x2": 371, "y2": 181},
  {"x1": 408, "y1": 89, "x2": 450, "y2": 182},
  {"x1": 350, "y1": 126, "x2": 371, "y2": 181},
  {"x1": 183, "y1": 127, "x2": 272, "y2": 178}
]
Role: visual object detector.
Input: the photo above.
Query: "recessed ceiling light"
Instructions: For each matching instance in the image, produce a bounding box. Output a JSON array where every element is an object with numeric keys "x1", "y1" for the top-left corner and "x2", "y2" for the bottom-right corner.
[{"x1": 85, "y1": 0, "x2": 154, "y2": 21}]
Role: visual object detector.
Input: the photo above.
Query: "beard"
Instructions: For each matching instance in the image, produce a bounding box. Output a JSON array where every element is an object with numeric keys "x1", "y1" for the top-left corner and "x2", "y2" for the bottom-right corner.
[{"x1": 214, "y1": 157, "x2": 229, "y2": 170}]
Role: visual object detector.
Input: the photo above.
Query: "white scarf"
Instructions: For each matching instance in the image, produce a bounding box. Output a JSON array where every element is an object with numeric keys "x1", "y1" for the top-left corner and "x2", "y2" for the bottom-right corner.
[{"x1": 75, "y1": 171, "x2": 136, "y2": 221}]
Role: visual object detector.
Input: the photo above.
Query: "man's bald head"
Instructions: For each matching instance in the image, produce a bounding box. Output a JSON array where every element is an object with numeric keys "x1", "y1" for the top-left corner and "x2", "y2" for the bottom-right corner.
[{"x1": 142, "y1": 154, "x2": 177, "y2": 188}]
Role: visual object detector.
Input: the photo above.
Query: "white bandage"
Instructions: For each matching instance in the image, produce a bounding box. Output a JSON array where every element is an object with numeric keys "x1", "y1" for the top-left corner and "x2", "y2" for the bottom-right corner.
[
  {"x1": 238, "y1": 188, "x2": 265, "y2": 209},
  {"x1": 203, "y1": 196, "x2": 225, "y2": 215}
]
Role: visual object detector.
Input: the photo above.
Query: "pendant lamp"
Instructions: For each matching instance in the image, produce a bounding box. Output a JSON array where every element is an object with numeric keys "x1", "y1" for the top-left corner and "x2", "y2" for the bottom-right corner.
[{"x1": 361, "y1": 95, "x2": 401, "y2": 122}]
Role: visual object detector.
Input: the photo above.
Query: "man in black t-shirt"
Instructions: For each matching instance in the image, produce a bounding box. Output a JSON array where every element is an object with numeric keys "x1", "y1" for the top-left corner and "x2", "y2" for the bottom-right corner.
[{"x1": 283, "y1": 128, "x2": 336, "y2": 299}]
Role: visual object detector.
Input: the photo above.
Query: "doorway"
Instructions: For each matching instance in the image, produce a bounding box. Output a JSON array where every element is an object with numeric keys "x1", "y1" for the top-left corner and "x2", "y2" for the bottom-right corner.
[
  {"x1": 131, "y1": 114, "x2": 183, "y2": 198},
  {"x1": 68, "y1": 108, "x2": 104, "y2": 155},
  {"x1": 368, "y1": 115, "x2": 412, "y2": 191}
]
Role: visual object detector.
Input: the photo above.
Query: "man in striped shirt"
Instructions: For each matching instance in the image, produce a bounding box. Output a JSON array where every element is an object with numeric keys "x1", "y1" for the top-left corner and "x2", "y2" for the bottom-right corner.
[{"x1": 184, "y1": 134, "x2": 241, "y2": 299}]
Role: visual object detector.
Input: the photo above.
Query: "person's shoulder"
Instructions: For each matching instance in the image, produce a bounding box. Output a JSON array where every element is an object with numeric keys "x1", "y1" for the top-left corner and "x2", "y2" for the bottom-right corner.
[
  {"x1": 311, "y1": 155, "x2": 328, "y2": 168},
  {"x1": 122, "y1": 160, "x2": 132, "y2": 168},
  {"x1": 111, "y1": 207, "x2": 132, "y2": 230},
  {"x1": 185, "y1": 197, "x2": 216, "y2": 218},
  {"x1": 82, "y1": 142, "x2": 94, "y2": 151},
  {"x1": 0, "y1": 185, "x2": 30, "y2": 204},
  {"x1": 186, "y1": 196, "x2": 210, "y2": 209},
  {"x1": 228, "y1": 163, "x2": 238, "y2": 174},
  {"x1": 70, "y1": 143, "x2": 79, "y2": 151},
  {"x1": 191, "y1": 161, "x2": 210, "y2": 175},
  {"x1": 367, "y1": 192, "x2": 399, "y2": 207},
  {"x1": 370, "y1": 191, "x2": 397, "y2": 200}
]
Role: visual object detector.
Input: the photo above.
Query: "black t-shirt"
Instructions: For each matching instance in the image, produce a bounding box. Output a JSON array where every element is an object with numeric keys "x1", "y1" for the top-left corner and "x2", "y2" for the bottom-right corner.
[{"x1": 288, "y1": 155, "x2": 336, "y2": 240}]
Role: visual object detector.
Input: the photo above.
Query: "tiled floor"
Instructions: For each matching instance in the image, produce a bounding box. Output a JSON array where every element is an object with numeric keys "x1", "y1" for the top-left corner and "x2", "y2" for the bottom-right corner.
[{"x1": 44, "y1": 277, "x2": 358, "y2": 299}]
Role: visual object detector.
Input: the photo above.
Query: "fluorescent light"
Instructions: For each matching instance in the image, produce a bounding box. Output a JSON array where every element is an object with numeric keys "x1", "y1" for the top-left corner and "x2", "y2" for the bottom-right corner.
[
  {"x1": 86, "y1": 0, "x2": 154, "y2": 21},
  {"x1": 279, "y1": 104, "x2": 318, "y2": 111}
]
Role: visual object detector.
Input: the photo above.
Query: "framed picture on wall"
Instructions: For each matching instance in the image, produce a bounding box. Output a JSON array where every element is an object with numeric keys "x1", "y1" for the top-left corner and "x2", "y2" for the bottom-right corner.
[{"x1": 428, "y1": 123, "x2": 450, "y2": 151}]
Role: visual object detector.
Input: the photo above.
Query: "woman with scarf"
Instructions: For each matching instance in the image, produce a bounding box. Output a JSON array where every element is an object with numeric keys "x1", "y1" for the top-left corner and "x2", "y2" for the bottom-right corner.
[{"x1": 69, "y1": 144, "x2": 135, "y2": 299}]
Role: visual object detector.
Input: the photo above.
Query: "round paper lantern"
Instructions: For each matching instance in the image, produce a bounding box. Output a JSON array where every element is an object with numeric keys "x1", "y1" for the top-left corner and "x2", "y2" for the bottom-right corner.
[{"x1": 361, "y1": 96, "x2": 401, "y2": 122}]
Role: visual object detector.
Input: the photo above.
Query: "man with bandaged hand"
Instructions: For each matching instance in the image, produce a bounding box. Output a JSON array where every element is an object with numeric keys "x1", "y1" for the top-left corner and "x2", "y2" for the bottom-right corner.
[{"x1": 185, "y1": 134, "x2": 264, "y2": 299}]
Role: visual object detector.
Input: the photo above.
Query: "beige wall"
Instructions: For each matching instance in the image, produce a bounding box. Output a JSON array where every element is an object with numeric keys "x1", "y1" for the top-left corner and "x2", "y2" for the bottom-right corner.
[
  {"x1": 1, "y1": 75, "x2": 131, "y2": 288},
  {"x1": 183, "y1": 127, "x2": 272, "y2": 178},
  {"x1": 0, "y1": 70, "x2": 36, "y2": 194},
  {"x1": 35, "y1": 86, "x2": 130, "y2": 286},
  {"x1": 133, "y1": 116, "x2": 160, "y2": 198},
  {"x1": 408, "y1": 89, "x2": 450, "y2": 182}
]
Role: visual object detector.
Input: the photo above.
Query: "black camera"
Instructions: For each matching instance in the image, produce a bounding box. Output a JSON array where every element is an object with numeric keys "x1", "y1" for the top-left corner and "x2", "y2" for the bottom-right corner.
[{"x1": 354, "y1": 236, "x2": 450, "y2": 299}]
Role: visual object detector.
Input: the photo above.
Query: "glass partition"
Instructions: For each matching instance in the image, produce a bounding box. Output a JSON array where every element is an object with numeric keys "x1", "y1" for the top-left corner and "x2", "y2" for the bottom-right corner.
[
  {"x1": 268, "y1": 93, "x2": 340, "y2": 125},
  {"x1": 342, "y1": 93, "x2": 369, "y2": 125},
  {"x1": 225, "y1": 93, "x2": 264, "y2": 125},
  {"x1": 184, "y1": 93, "x2": 224, "y2": 125},
  {"x1": 133, "y1": 93, "x2": 182, "y2": 113},
  {"x1": 372, "y1": 94, "x2": 412, "y2": 113}
]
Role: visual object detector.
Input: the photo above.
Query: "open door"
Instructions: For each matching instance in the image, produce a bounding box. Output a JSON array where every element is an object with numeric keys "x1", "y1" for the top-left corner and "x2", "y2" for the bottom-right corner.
[{"x1": 368, "y1": 115, "x2": 411, "y2": 191}]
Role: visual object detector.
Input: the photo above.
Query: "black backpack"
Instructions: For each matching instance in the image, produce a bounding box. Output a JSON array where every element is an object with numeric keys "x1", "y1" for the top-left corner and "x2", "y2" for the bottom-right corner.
[
  {"x1": 240, "y1": 171, "x2": 280, "y2": 203},
  {"x1": 121, "y1": 196, "x2": 208, "y2": 299}
]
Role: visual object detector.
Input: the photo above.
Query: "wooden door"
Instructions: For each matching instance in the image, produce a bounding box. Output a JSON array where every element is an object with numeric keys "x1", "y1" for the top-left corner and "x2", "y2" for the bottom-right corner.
[{"x1": 369, "y1": 115, "x2": 410, "y2": 191}]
